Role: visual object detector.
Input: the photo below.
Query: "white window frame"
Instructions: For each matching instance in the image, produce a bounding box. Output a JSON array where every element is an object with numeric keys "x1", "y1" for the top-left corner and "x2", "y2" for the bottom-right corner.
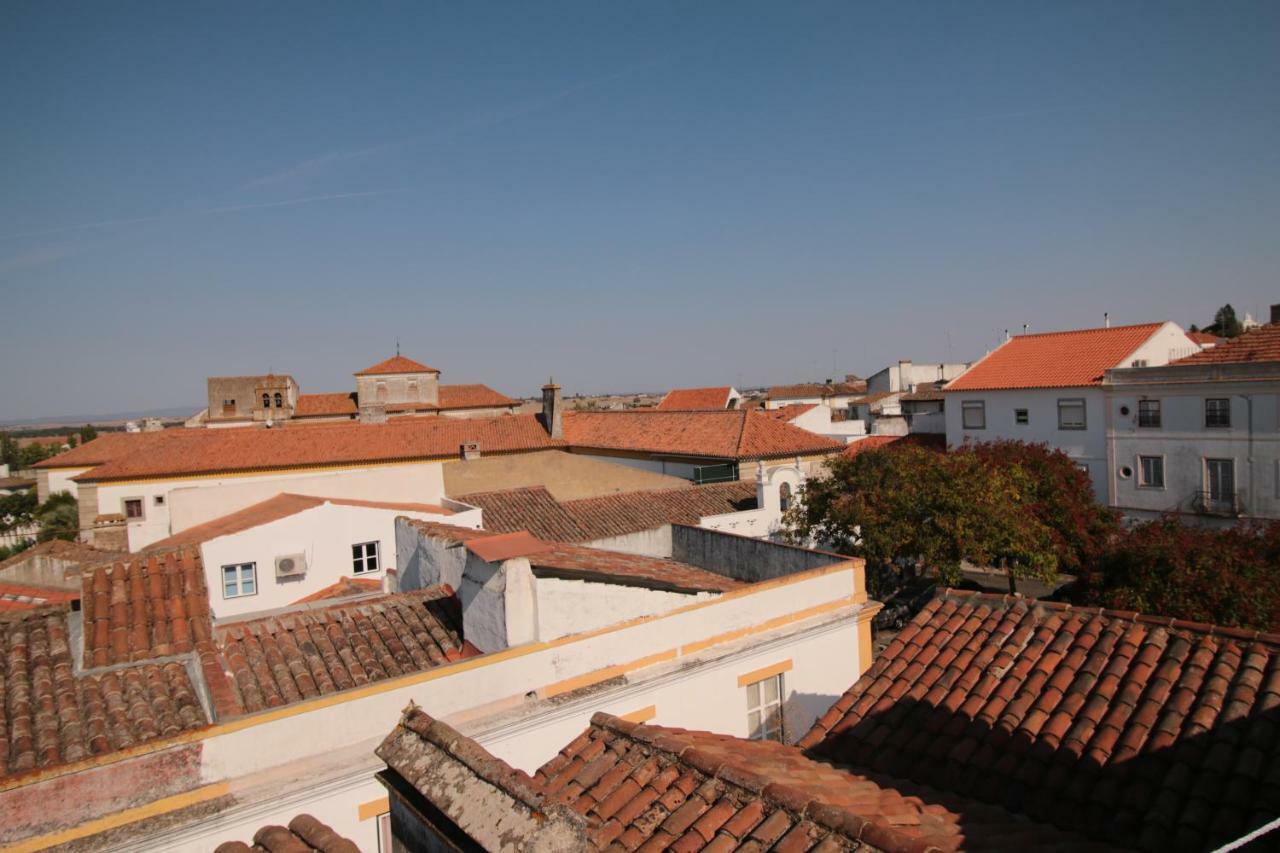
[
  {"x1": 1057, "y1": 398, "x2": 1087, "y2": 430},
  {"x1": 746, "y1": 673, "x2": 784, "y2": 742},
  {"x1": 222, "y1": 563, "x2": 257, "y2": 599},
  {"x1": 1205, "y1": 457, "x2": 1235, "y2": 502},
  {"x1": 376, "y1": 812, "x2": 392, "y2": 853},
  {"x1": 352, "y1": 541, "x2": 380, "y2": 575},
  {"x1": 961, "y1": 400, "x2": 986, "y2": 430},
  {"x1": 1137, "y1": 455, "x2": 1165, "y2": 490}
]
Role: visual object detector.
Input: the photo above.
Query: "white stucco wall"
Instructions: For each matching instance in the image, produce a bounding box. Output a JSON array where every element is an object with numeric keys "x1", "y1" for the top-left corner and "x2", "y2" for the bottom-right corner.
[
  {"x1": 945, "y1": 387, "x2": 1110, "y2": 501},
  {"x1": 203, "y1": 502, "x2": 480, "y2": 620},
  {"x1": 534, "y1": 576, "x2": 714, "y2": 641},
  {"x1": 1108, "y1": 383, "x2": 1280, "y2": 519},
  {"x1": 42, "y1": 466, "x2": 91, "y2": 502},
  {"x1": 95, "y1": 460, "x2": 447, "y2": 552}
]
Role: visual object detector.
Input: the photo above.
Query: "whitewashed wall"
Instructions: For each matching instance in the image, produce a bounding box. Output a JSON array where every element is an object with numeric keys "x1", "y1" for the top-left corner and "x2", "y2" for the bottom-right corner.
[{"x1": 203, "y1": 502, "x2": 480, "y2": 620}]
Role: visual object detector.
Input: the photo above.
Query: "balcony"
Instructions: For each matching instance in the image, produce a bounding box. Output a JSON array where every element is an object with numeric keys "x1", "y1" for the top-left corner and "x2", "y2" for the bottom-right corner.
[{"x1": 1192, "y1": 490, "x2": 1245, "y2": 517}]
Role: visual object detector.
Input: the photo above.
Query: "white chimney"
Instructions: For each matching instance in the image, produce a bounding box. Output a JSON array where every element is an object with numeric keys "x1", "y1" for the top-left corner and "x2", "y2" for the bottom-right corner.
[{"x1": 1104, "y1": 312, "x2": 1111, "y2": 328}]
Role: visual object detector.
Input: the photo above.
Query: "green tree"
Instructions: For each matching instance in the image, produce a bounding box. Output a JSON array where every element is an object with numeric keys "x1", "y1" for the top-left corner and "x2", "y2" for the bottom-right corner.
[
  {"x1": 1209, "y1": 304, "x2": 1244, "y2": 338},
  {"x1": 35, "y1": 492, "x2": 79, "y2": 542},
  {"x1": 786, "y1": 443, "x2": 1062, "y2": 595},
  {"x1": 0, "y1": 539, "x2": 35, "y2": 561},
  {"x1": 0, "y1": 491, "x2": 37, "y2": 534},
  {"x1": 80, "y1": 423, "x2": 98, "y2": 443},
  {"x1": 0, "y1": 432, "x2": 17, "y2": 468}
]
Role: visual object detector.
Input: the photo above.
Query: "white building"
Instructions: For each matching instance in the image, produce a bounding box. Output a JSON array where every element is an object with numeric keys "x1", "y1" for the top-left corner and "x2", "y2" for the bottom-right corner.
[
  {"x1": 1105, "y1": 322, "x2": 1280, "y2": 522},
  {"x1": 763, "y1": 402, "x2": 866, "y2": 444},
  {"x1": 143, "y1": 493, "x2": 482, "y2": 619},
  {"x1": 764, "y1": 378, "x2": 866, "y2": 411},
  {"x1": 944, "y1": 321, "x2": 1198, "y2": 502},
  {"x1": 1, "y1": 523, "x2": 877, "y2": 852},
  {"x1": 865, "y1": 359, "x2": 970, "y2": 394}
]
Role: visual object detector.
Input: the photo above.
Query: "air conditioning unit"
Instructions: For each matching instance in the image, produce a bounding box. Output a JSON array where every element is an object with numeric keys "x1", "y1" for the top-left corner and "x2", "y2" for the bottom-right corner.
[{"x1": 275, "y1": 553, "x2": 307, "y2": 579}]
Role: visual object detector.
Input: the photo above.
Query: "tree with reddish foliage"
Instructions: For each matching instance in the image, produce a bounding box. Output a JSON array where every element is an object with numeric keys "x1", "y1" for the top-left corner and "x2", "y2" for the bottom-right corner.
[
  {"x1": 1073, "y1": 516, "x2": 1280, "y2": 632},
  {"x1": 969, "y1": 440, "x2": 1120, "y2": 578}
]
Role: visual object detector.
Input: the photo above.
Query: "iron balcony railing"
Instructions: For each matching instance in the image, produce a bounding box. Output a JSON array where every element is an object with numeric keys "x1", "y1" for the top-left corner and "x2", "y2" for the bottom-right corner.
[{"x1": 1192, "y1": 490, "x2": 1245, "y2": 517}]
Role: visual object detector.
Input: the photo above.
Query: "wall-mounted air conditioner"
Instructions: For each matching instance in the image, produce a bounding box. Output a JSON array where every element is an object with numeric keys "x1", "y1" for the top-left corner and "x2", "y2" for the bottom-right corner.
[{"x1": 275, "y1": 553, "x2": 307, "y2": 579}]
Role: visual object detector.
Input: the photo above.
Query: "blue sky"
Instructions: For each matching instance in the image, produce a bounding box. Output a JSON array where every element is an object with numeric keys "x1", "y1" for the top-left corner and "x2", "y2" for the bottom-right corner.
[{"x1": 1, "y1": 2, "x2": 1277, "y2": 420}]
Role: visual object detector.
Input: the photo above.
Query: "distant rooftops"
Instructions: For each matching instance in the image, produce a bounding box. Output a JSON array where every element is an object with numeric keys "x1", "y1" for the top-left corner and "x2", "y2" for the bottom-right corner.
[
  {"x1": 767, "y1": 379, "x2": 866, "y2": 401},
  {"x1": 944, "y1": 322, "x2": 1171, "y2": 391},
  {"x1": 656, "y1": 386, "x2": 737, "y2": 411},
  {"x1": 355, "y1": 355, "x2": 438, "y2": 375},
  {"x1": 562, "y1": 409, "x2": 842, "y2": 461},
  {"x1": 1174, "y1": 322, "x2": 1280, "y2": 366}
]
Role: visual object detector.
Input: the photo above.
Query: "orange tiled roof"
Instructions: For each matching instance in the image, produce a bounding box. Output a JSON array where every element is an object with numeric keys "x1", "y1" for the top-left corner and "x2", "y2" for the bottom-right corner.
[
  {"x1": 767, "y1": 380, "x2": 866, "y2": 400},
  {"x1": 841, "y1": 433, "x2": 945, "y2": 458},
  {"x1": 72, "y1": 414, "x2": 562, "y2": 482},
  {"x1": 1174, "y1": 323, "x2": 1280, "y2": 366},
  {"x1": 564, "y1": 482, "x2": 758, "y2": 541},
  {"x1": 437, "y1": 383, "x2": 518, "y2": 409},
  {"x1": 290, "y1": 576, "x2": 383, "y2": 605},
  {"x1": 213, "y1": 814, "x2": 359, "y2": 853},
  {"x1": 376, "y1": 707, "x2": 1101, "y2": 853},
  {"x1": 144, "y1": 493, "x2": 453, "y2": 551},
  {"x1": 799, "y1": 589, "x2": 1280, "y2": 851},
  {"x1": 944, "y1": 323, "x2": 1166, "y2": 391},
  {"x1": 215, "y1": 586, "x2": 476, "y2": 715},
  {"x1": 656, "y1": 387, "x2": 734, "y2": 411},
  {"x1": 761, "y1": 402, "x2": 818, "y2": 421},
  {"x1": 530, "y1": 542, "x2": 741, "y2": 594},
  {"x1": 563, "y1": 410, "x2": 841, "y2": 461},
  {"x1": 0, "y1": 581, "x2": 79, "y2": 612},
  {"x1": 294, "y1": 392, "x2": 357, "y2": 417},
  {"x1": 455, "y1": 486, "x2": 587, "y2": 542},
  {"x1": 1187, "y1": 330, "x2": 1225, "y2": 346},
  {"x1": 0, "y1": 607, "x2": 207, "y2": 779},
  {"x1": 32, "y1": 431, "x2": 165, "y2": 469},
  {"x1": 355, "y1": 355, "x2": 437, "y2": 375}
]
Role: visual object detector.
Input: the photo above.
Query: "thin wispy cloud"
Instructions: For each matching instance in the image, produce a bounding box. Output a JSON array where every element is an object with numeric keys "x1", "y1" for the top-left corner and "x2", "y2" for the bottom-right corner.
[{"x1": 239, "y1": 53, "x2": 676, "y2": 191}]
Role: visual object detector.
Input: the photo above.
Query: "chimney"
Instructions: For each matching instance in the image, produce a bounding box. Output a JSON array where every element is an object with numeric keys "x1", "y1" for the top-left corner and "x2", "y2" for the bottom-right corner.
[
  {"x1": 897, "y1": 359, "x2": 912, "y2": 393},
  {"x1": 358, "y1": 403, "x2": 387, "y2": 424},
  {"x1": 1104, "y1": 312, "x2": 1110, "y2": 329},
  {"x1": 460, "y1": 442, "x2": 480, "y2": 461},
  {"x1": 1271, "y1": 304, "x2": 1280, "y2": 325},
  {"x1": 541, "y1": 378, "x2": 563, "y2": 439}
]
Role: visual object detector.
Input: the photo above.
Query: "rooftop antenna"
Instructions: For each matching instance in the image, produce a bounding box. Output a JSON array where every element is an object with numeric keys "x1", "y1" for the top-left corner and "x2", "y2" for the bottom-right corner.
[{"x1": 396, "y1": 338, "x2": 400, "y2": 356}]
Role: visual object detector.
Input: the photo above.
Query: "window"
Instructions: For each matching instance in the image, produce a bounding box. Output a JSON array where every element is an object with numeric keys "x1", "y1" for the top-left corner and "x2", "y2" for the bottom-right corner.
[
  {"x1": 1131, "y1": 359, "x2": 1149, "y2": 368},
  {"x1": 746, "y1": 673, "x2": 784, "y2": 742},
  {"x1": 222, "y1": 563, "x2": 257, "y2": 598},
  {"x1": 1014, "y1": 409, "x2": 1029, "y2": 425},
  {"x1": 1206, "y1": 458, "x2": 1235, "y2": 502},
  {"x1": 1057, "y1": 398, "x2": 1086, "y2": 430},
  {"x1": 222, "y1": 398, "x2": 235, "y2": 407},
  {"x1": 1138, "y1": 455, "x2": 1164, "y2": 488},
  {"x1": 407, "y1": 381, "x2": 419, "y2": 400},
  {"x1": 274, "y1": 392, "x2": 283, "y2": 408},
  {"x1": 961, "y1": 401, "x2": 985, "y2": 430},
  {"x1": 1138, "y1": 399, "x2": 1162, "y2": 428},
  {"x1": 153, "y1": 495, "x2": 165, "y2": 506},
  {"x1": 779, "y1": 482, "x2": 792, "y2": 513},
  {"x1": 352, "y1": 541, "x2": 380, "y2": 574},
  {"x1": 123, "y1": 498, "x2": 143, "y2": 519},
  {"x1": 262, "y1": 393, "x2": 271, "y2": 408},
  {"x1": 1206, "y1": 398, "x2": 1231, "y2": 428},
  {"x1": 376, "y1": 382, "x2": 388, "y2": 402}
]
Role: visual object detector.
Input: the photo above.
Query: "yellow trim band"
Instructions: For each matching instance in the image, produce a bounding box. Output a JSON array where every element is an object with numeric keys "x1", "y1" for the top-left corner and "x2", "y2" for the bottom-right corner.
[
  {"x1": 737, "y1": 659, "x2": 793, "y2": 688},
  {"x1": 358, "y1": 796, "x2": 390, "y2": 822}
]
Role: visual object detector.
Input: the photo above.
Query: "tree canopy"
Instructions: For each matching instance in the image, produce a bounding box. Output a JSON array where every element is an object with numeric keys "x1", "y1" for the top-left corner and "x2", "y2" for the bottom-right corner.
[
  {"x1": 785, "y1": 441, "x2": 1109, "y2": 595},
  {"x1": 1206, "y1": 303, "x2": 1245, "y2": 338}
]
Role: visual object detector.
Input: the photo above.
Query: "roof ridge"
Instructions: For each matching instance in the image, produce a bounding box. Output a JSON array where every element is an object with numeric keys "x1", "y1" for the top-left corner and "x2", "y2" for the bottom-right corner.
[
  {"x1": 939, "y1": 587, "x2": 1280, "y2": 646},
  {"x1": 587, "y1": 714, "x2": 930, "y2": 852},
  {"x1": 1009, "y1": 321, "x2": 1165, "y2": 339}
]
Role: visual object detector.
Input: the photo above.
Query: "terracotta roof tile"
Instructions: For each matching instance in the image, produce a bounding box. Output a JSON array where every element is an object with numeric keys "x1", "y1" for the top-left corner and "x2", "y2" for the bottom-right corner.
[
  {"x1": 657, "y1": 387, "x2": 734, "y2": 411},
  {"x1": 1187, "y1": 331, "x2": 1225, "y2": 346},
  {"x1": 799, "y1": 589, "x2": 1280, "y2": 851},
  {"x1": 841, "y1": 434, "x2": 946, "y2": 458},
  {"x1": 73, "y1": 414, "x2": 562, "y2": 482},
  {"x1": 762, "y1": 403, "x2": 818, "y2": 421},
  {"x1": 0, "y1": 581, "x2": 79, "y2": 612},
  {"x1": 1174, "y1": 324, "x2": 1280, "y2": 366},
  {"x1": 944, "y1": 323, "x2": 1167, "y2": 391},
  {"x1": 293, "y1": 392, "x2": 357, "y2": 417},
  {"x1": 530, "y1": 543, "x2": 742, "y2": 594},
  {"x1": 214, "y1": 586, "x2": 475, "y2": 715},
  {"x1": 213, "y1": 813, "x2": 360, "y2": 853},
  {"x1": 465, "y1": 531, "x2": 554, "y2": 563},
  {"x1": 80, "y1": 548, "x2": 213, "y2": 667},
  {"x1": 290, "y1": 576, "x2": 382, "y2": 604},
  {"x1": 767, "y1": 381, "x2": 866, "y2": 401},
  {"x1": 379, "y1": 707, "x2": 1108, "y2": 852},
  {"x1": 143, "y1": 493, "x2": 454, "y2": 552},
  {"x1": 456, "y1": 486, "x2": 588, "y2": 541},
  {"x1": 0, "y1": 607, "x2": 208, "y2": 779},
  {"x1": 437, "y1": 383, "x2": 518, "y2": 410},
  {"x1": 355, "y1": 355, "x2": 437, "y2": 375},
  {"x1": 564, "y1": 410, "x2": 841, "y2": 461},
  {"x1": 32, "y1": 431, "x2": 168, "y2": 470}
]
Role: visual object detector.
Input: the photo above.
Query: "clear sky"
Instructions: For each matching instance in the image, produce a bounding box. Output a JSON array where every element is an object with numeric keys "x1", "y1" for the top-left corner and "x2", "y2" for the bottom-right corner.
[{"x1": 1, "y1": 2, "x2": 1277, "y2": 421}]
